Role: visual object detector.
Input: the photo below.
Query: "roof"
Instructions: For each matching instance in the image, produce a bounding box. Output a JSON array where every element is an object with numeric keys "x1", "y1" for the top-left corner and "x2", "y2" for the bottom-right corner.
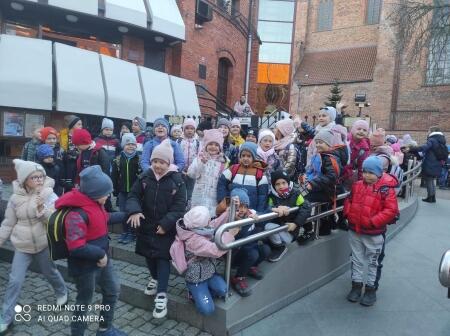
[{"x1": 295, "y1": 46, "x2": 378, "y2": 86}]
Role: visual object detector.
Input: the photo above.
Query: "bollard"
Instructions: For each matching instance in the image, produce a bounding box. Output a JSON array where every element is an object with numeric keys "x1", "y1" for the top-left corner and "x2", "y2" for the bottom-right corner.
[
  {"x1": 406, "y1": 159, "x2": 414, "y2": 202},
  {"x1": 224, "y1": 198, "x2": 236, "y2": 301}
]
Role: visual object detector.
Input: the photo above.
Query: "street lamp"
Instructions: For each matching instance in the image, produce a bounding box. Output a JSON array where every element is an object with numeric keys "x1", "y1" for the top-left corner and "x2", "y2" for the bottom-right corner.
[{"x1": 355, "y1": 93, "x2": 370, "y2": 117}]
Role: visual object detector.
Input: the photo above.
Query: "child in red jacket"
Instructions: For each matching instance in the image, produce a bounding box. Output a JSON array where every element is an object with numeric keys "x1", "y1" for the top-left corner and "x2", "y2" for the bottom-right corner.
[{"x1": 343, "y1": 156, "x2": 399, "y2": 306}]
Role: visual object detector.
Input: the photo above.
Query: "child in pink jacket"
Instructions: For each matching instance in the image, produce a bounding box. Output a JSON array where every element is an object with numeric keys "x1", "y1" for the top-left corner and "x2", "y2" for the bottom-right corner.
[{"x1": 175, "y1": 206, "x2": 239, "y2": 315}]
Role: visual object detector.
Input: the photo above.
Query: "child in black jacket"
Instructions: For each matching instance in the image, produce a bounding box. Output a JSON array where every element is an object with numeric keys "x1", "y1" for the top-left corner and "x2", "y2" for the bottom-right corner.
[
  {"x1": 265, "y1": 170, "x2": 312, "y2": 262},
  {"x1": 36, "y1": 144, "x2": 63, "y2": 196}
]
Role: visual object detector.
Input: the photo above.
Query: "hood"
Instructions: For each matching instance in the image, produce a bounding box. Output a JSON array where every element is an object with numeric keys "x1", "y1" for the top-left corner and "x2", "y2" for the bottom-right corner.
[
  {"x1": 330, "y1": 145, "x2": 348, "y2": 165},
  {"x1": 13, "y1": 177, "x2": 54, "y2": 196},
  {"x1": 429, "y1": 132, "x2": 446, "y2": 144},
  {"x1": 375, "y1": 173, "x2": 399, "y2": 188},
  {"x1": 55, "y1": 189, "x2": 97, "y2": 209},
  {"x1": 175, "y1": 219, "x2": 214, "y2": 242}
]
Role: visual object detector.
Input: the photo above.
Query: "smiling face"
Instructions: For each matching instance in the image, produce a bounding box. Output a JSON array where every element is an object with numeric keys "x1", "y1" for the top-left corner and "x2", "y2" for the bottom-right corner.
[
  {"x1": 45, "y1": 134, "x2": 58, "y2": 148},
  {"x1": 206, "y1": 142, "x2": 220, "y2": 156},
  {"x1": 230, "y1": 125, "x2": 241, "y2": 136},
  {"x1": 260, "y1": 135, "x2": 274, "y2": 151},
  {"x1": 318, "y1": 112, "x2": 331, "y2": 127},
  {"x1": 315, "y1": 139, "x2": 331, "y2": 153},
  {"x1": 219, "y1": 125, "x2": 230, "y2": 138},
  {"x1": 124, "y1": 143, "x2": 137, "y2": 154},
  {"x1": 151, "y1": 158, "x2": 170, "y2": 175},
  {"x1": 353, "y1": 127, "x2": 368, "y2": 140},
  {"x1": 154, "y1": 124, "x2": 168, "y2": 138}
]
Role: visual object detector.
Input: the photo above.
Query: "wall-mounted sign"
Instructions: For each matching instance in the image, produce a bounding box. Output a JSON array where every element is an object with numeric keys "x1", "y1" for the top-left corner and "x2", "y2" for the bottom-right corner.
[
  {"x1": 25, "y1": 113, "x2": 45, "y2": 138},
  {"x1": 3, "y1": 112, "x2": 25, "y2": 137}
]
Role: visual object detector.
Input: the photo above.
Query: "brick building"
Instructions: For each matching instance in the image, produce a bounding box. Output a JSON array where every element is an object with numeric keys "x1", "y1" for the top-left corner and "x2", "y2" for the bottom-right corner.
[{"x1": 290, "y1": 0, "x2": 450, "y2": 140}]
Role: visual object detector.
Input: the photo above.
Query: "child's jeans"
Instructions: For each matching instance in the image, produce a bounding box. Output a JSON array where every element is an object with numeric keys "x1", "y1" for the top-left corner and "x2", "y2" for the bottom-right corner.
[
  {"x1": 264, "y1": 223, "x2": 293, "y2": 246},
  {"x1": 145, "y1": 258, "x2": 170, "y2": 293},
  {"x1": 186, "y1": 274, "x2": 227, "y2": 315},
  {"x1": 1, "y1": 248, "x2": 67, "y2": 326},
  {"x1": 348, "y1": 230, "x2": 385, "y2": 287},
  {"x1": 233, "y1": 244, "x2": 270, "y2": 277},
  {"x1": 71, "y1": 259, "x2": 120, "y2": 336}
]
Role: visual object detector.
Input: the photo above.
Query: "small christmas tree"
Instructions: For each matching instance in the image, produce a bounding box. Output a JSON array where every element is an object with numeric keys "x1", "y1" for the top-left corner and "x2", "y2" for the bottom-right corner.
[{"x1": 324, "y1": 80, "x2": 343, "y2": 108}]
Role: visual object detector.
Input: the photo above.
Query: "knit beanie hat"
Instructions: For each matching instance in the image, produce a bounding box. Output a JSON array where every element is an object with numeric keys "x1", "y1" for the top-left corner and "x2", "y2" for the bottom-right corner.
[
  {"x1": 351, "y1": 119, "x2": 369, "y2": 135},
  {"x1": 121, "y1": 133, "x2": 137, "y2": 147},
  {"x1": 197, "y1": 120, "x2": 213, "y2": 132},
  {"x1": 40, "y1": 127, "x2": 58, "y2": 141},
  {"x1": 246, "y1": 128, "x2": 258, "y2": 139},
  {"x1": 258, "y1": 129, "x2": 276, "y2": 144},
  {"x1": 72, "y1": 128, "x2": 92, "y2": 146},
  {"x1": 270, "y1": 170, "x2": 290, "y2": 189},
  {"x1": 314, "y1": 130, "x2": 334, "y2": 147},
  {"x1": 370, "y1": 128, "x2": 386, "y2": 147},
  {"x1": 331, "y1": 124, "x2": 348, "y2": 145},
  {"x1": 184, "y1": 206, "x2": 211, "y2": 229},
  {"x1": 171, "y1": 124, "x2": 182, "y2": 136},
  {"x1": 276, "y1": 119, "x2": 295, "y2": 137},
  {"x1": 203, "y1": 129, "x2": 224, "y2": 150},
  {"x1": 150, "y1": 139, "x2": 174, "y2": 165},
  {"x1": 402, "y1": 134, "x2": 417, "y2": 147},
  {"x1": 385, "y1": 134, "x2": 398, "y2": 145},
  {"x1": 153, "y1": 117, "x2": 170, "y2": 132},
  {"x1": 64, "y1": 115, "x2": 81, "y2": 129},
  {"x1": 230, "y1": 188, "x2": 250, "y2": 207},
  {"x1": 80, "y1": 165, "x2": 113, "y2": 199},
  {"x1": 182, "y1": 118, "x2": 197, "y2": 130},
  {"x1": 216, "y1": 118, "x2": 231, "y2": 129},
  {"x1": 320, "y1": 106, "x2": 337, "y2": 121},
  {"x1": 36, "y1": 144, "x2": 54, "y2": 160},
  {"x1": 231, "y1": 118, "x2": 241, "y2": 128},
  {"x1": 362, "y1": 156, "x2": 383, "y2": 177},
  {"x1": 101, "y1": 118, "x2": 114, "y2": 131},
  {"x1": 240, "y1": 141, "x2": 258, "y2": 159},
  {"x1": 133, "y1": 116, "x2": 146, "y2": 131},
  {"x1": 13, "y1": 159, "x2": 46, "y2": 185}
]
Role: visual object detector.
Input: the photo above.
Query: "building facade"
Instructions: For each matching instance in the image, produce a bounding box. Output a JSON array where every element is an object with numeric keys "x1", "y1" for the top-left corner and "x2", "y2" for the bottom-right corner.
[{"x1": 290, "y1": 0, "x2": 450, "y2": 139}]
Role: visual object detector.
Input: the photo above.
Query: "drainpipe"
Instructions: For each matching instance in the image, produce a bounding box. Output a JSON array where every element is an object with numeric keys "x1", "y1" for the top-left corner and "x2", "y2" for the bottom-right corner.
[{"x1": 244, "y1": 0, "x2": 254, "y2": 102}]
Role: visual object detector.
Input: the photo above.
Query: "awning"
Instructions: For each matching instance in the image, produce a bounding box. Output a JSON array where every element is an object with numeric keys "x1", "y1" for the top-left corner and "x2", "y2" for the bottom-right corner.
[
  {"x1": 105, "y1": 0, "x2": 148, "y2": 28},
  {"x1": 48, "y1": 0, "x2": 98, "y2": 16},
  {"x1": 146, "y1": 0, "x2": 185, "y2": 40},
  {"x1": 138, "y1": 66, "x2": 176, "y2": 122},
  {"x1": 100, "y1": 54, "x2": 144, "y2": 119},
  {"x1": 169, "y1": 76, "x2": 201, "y2": 117},
  {"x1": 296, "y1": 46, "x2": 378, "y2": 86},
  {"x1": 53, "y1": 43, "x2": 105, "y2": 116},
  {"x1": 0, "y1": 34, "x2": 52, "y2": 110}
]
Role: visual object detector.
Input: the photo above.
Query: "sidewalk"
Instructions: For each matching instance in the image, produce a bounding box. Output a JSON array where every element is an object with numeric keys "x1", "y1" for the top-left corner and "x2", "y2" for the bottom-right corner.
[{"x1": 237, "y1": 198, "x2": 450, "y2": 336}]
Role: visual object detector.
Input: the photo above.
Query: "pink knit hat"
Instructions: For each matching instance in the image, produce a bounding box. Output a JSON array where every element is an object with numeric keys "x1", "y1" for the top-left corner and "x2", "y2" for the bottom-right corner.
[
  {"x1": 184, "y1": 206, "x2": 211, "y2": 229},
  {"x1": 351, "y1": 119, "x2": 369, "y2": 135},
  {"x1": 276, "y1": 119, "x2": 295, "y2": 137},
  {"x1": 182, "y1": 118, "x2": 196, "y2": 130},
  {"x1": 331, "y1": 124, "x2": 348, "y2": 145},
  {"x1": 150, "y1": 139, "x2": 174, "y2": 164},
  {"x1": 231, "y1": 118, "x2": 241, "y2": 128},
  {"x1": 202, "y1": 129, "x2": 224, "y2": 150},
  {"x1": 369, "y1": 128, "x2": 386, "y2": 147}
]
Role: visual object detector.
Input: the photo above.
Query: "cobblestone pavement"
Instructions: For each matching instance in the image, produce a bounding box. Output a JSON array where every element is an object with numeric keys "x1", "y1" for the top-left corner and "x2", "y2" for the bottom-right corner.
[{"x1": 0, "y1": 261, "x2": 211, "y2": 336}]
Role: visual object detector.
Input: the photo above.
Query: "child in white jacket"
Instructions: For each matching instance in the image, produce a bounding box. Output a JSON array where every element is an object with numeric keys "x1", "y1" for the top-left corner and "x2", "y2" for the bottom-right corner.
[{"x1": 188, "y1": 129, "x2": 229, "y2": 217}]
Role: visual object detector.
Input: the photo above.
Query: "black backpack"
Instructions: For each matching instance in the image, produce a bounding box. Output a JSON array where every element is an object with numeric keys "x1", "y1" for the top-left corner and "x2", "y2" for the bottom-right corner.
[
  {"x1": 433, "y1": 142, "x2": 448, "y2": 161},
  {"x1": 46, "y1": 207, "x2": 88, "y2": 261}
]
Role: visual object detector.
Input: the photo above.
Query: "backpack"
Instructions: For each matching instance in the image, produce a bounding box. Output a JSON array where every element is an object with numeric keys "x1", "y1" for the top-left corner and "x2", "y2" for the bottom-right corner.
[
  {"x1": 433, "y1": 142, "x2": 448, "y2": 161},
  {"x1": 46, "y1": 207, "x2": 88, "y2": 261},
  {"x1": 230, "y1": 164, "x2": 264, "y2": 184},
  {"x1": 170, "y1": 235, "x2": 188, "y2": 275},
  {"x1": 376, "y1": 153, "x2": 404, "y2": 189}
]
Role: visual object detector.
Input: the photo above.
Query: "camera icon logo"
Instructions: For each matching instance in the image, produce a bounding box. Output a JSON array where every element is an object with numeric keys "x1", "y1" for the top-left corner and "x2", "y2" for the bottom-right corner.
[{"x1": 14, "y1": 304, "x2": 31, "y2": 322}]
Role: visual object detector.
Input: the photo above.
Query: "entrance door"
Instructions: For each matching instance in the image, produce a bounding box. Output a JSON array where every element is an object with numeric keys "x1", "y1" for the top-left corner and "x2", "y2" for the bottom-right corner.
[{"x1": 217, "y1": 58, "x2": 231, "y2": 110}]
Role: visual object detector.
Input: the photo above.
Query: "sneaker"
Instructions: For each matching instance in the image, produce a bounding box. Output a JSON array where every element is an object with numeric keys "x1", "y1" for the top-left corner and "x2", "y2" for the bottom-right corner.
[
  {"x1": 360, "y1": 286, "x2": 377, "y2": 306},
  {"x1": 268, "y1": 245, "x2": 288, "y2": 262},
  {"x1": 346, "y1": 282, "x2": 363, "y2": 303},
  {"x1": 248, "y1": 266, "x2": 264, "y2": 280},
  {"x1": 118, "y1": 232, "x2": 128, "y2": 244},
  {"x1": 96, "y1": 326, "x2": 128, "y2": 336},
  {"x1": 153, "y1": 293, "x2": 168, "y2": 319},
  {"x1": 297, "y1": 231, "x2": 314, "y2": 245},
  {"x1": 231, "y1": 277, "x2": 252, "y2": 297},
  {"x1": 122, "y1": 233, "x2": 134, "y2": 244},
  {"x1": 56, "y1": 293, "x2": 68, "y2": 306},
  {"x1": 144, "y1": 278, "x2": 158, "y2": 296}
]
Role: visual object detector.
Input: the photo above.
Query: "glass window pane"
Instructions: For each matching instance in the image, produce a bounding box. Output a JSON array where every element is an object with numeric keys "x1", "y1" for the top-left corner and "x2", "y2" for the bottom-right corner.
[
  {"x1": 367, "y1": 0, "x2": 382, "y2": 25},
  {"x1": 317, "y1": 0, "x2": 333, "y2": 31},
  {"x1": 259, "y1": 42, "x2": 292, "y2": 63},
  {"x1": 258, "y1": 21, "x2": 293, "y2": 43},
  {"x1": 259, "y1": 0, "x2": 295, "y2": 22}
]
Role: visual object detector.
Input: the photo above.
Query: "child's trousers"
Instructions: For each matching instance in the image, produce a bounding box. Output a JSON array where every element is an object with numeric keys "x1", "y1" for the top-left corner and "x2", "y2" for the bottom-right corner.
[
  {"x1": 187, "y1": 274, "x2": 227, "y2": 315},
  {"x1": 348, "y1": 230, "x2": 384, "y2": 287}
]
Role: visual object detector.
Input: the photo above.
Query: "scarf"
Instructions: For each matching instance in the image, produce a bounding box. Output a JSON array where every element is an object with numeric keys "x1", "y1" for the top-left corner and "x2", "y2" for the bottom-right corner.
[
  {"x1": 229, "y1": 134, "x2": 245, "y2": 146},
  {"x1": 122, "y1": 150, "x2": 137, "y2": 160},
  {"x1": 270, "y1": 181, "x2": 294, "y2": 199},
  {"x1": 257, "y1": 146, "x2": 275, "y2": 163}
]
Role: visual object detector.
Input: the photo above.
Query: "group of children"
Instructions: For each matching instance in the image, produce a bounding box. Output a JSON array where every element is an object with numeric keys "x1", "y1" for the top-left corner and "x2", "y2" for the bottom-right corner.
[{"x1": 0, "y1": 108, "x2": 413, "y2": 335}]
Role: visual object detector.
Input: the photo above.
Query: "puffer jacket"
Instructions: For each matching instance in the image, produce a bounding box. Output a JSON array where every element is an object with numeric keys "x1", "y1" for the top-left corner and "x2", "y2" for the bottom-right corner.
[
  {"x1": 0, "y1": 178, "x2": 56, "y2": 253},
  {"x1": 414, "y1": 132, "x2": 446, "y2": 177},
  {"x1": 277, "y1": 143, "x2": 298, "y2": 180},
  {"x1": 344, "y1": 173, "x2": 399, "y2": 235},
  {"x1": 126, "y1": 167, "x2": 187, "y2": 259},
  {"x1": 178, "y1": 137, "x2": 200, "y2": 172},
  {"x1": 188, "y1": 154, "x2": 229, "y2": 217},
  {"x1": 306, "y1": 150, "x2": 342, "y2": 196},
  {"x1": 176, "y1": 211, "x2": 233, "y2": 284},
  {"x1": 94, "y1": 134, "x2": 120, "y2": 160}
]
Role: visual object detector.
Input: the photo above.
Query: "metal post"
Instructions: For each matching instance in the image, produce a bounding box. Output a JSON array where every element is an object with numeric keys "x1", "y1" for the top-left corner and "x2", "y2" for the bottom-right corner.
[
  {"x1": 314, "y1": 204, "x2": 321, "y2": 239},
  {"x1": 224, "y1": 198, "x2": 236, "y2": 301},
  {"x1": 406, "y1": 159, "x2": 413, "y2": 202}
]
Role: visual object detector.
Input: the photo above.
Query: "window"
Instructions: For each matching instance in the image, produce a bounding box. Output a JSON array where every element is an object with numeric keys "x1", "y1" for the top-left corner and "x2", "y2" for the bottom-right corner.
[
  {"x1": 4, "y1": 22, "x2": 37, "y2": 38},
  {"x1": 317, "y1": 0, "x2": 333, "y2": 32},
  {"x1": 367, "y1": 0, "x2": 382, "y2": 24},
  {"x1": 426, "y1": 3, "x2": 450, "y2": 85},
  {"x1": 199, "y1": 64, "x2": 207, "y2": 79}
]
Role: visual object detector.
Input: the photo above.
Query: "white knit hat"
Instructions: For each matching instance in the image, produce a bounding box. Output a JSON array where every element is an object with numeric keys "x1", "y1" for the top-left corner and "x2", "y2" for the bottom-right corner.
[
  {"x1": 150, "y1": 139, "x2": 174, "y2": 165},
  {"x1": 101, "y1": 118, "x2": 114, "y2": 130},
  {"x1": 13, "y1": 159, "x2": 46, "y2": 185}
]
